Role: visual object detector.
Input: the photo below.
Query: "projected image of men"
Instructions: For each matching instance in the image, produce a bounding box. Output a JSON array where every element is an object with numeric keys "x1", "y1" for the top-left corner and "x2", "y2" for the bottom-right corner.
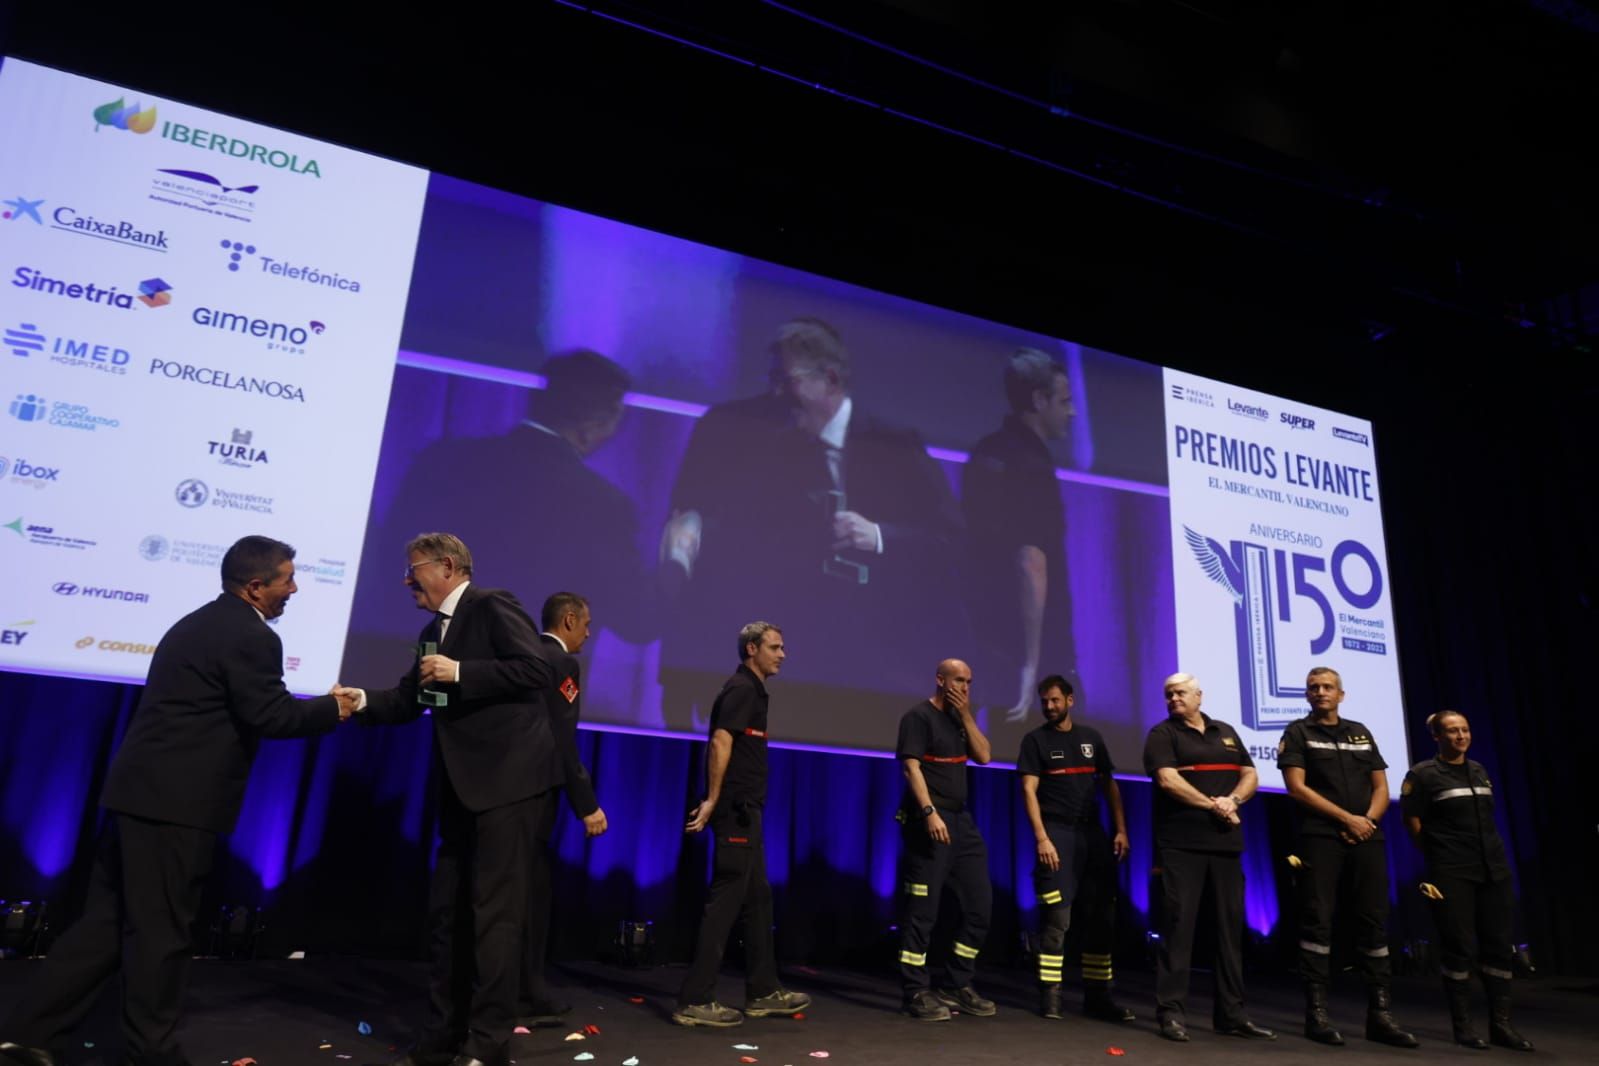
[
  {"x1": 660, "y1": 317, "x2": 962, "y2": 719},
  {"x1": 963, "y1": 348, "x2": 1081, "y2": 746}
]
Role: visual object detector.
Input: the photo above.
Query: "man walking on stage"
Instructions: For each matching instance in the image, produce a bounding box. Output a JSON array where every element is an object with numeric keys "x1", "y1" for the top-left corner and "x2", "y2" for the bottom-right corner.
[
  {"x1": 0, "y1": 535, "x2": 350, "y2": 1066},
  {"x1": 674, "y1": 622, "x2": 811, "y2": 1028},
  {"x1": 1279, "y1": 666, "x2": 1417, "y2": 1047}
]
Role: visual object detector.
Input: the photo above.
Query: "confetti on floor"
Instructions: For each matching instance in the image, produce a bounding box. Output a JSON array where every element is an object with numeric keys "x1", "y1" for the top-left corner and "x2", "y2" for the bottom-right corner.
[
  {"x1": 357, "y1": 1021, "x2": 373, "y2": 1036},
  {"x1": 809, "y1": 1053, "x2": 831, "y2": 1059},
  {"x1": 734, "y1": 1044, "x2": 759, "y2": 1050},
  {"x1": 565, "y1": 1032, "x2": 587, "y2": 1042},
  {"x1": 514, "y1": 1026, "x2": 531, "y2": 1034},
  {"x1": 623, "y1": 1058, "x2": 639, "y2": 1066},
  {"x1": 629, "y1": 996, "x2": 646, "y2": 1004},
  {"x1": 573, "y1": 1054, "x2": 594, "y2": 1063},
  {"x1": 1107, "y1": 1048, "x2": 1126, "y2": 1057}
]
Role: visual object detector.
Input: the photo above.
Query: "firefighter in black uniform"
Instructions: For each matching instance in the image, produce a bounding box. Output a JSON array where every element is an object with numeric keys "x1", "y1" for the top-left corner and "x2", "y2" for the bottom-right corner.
[
  {"x1": 674, "y1": 622, "x2": 812, "y2": 1028},
  {"x1": 1278, "y1": 666, "x2": 1418, "y2": 1047},
  {"x1": 1018, "y1": 674, "x2": 1136, "y2": 1022},
  {"x1": 1142, "y1": 673, "x2": 1275, "y2": 1043},
  {"x1": 1401, "y1": 710, "x2": 1533, "y2": 1052},
  {"x1": 896, "y1": 658, "x2": 995, "y2": 1021}
]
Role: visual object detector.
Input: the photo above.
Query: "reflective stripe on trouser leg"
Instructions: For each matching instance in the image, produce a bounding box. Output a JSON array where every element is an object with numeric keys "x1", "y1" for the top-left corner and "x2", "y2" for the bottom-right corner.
[
  {"x1": 898, "y1": 815, "x2": 952, "y2": 992},
  {"x1": 1037, "y1": 951, "x2": 1064, "y2": 984},
  {"x1": 1082, "y1": 951, "x2": 1113, "y2": 982}
]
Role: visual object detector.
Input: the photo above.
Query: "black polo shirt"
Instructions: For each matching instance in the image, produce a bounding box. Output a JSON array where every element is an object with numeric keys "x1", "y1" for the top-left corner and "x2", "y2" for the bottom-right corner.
[
  {"x1": 897, "y1": 699, "x2": 970, "y2": 813},
  {"x1": 1400, "y1": 757, "x2": 1511, "y2": 882},
  {"x1": 709, "y1": 664, "x2": 769, "y2": 808},
  {"x1": 1017, "y1": 721, "x2": 1113, "y2": 826},
  {"x1": 1277, "y1": 714, "x2": 1388, "y2": 839},
  {"x1": 1142, "y1": 713, "x2": 1254, "y2": 853}
]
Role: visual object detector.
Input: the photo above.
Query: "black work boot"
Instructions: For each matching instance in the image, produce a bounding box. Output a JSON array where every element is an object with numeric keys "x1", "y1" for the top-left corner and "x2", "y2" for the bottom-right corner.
[
  {"x1": 1364, "y1": 986, "x2": 1419, "y2": 1047},
  {"x1": 1443, "y1": 977, "x2": 1488, "y2": 1050},
  {"x1": 1487, "y1": 992, "x2": 1534, "y2": 1051},
  {"x1": 1303, "y1": 983, "x2": 1343, "y2": 1045},
  {"x1": 1039, "y1": 983, "x2": 1063, "y2": 1019}
]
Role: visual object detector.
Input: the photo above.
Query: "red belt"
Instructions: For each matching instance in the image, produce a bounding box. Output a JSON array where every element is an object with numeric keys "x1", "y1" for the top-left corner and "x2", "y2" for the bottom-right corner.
[
  {"x1": 921, "y1": 754, "x2": 968, "y2": 764},
  {"x1": 1178, "y1": 763, "x2": 1239, "y2": 772},
  {"x1": 1046, "y1": 766, "x2": 1097, "y2": 775},
  {"x1": 744, "y1": 728, "x2": 766, "y2": 737}
]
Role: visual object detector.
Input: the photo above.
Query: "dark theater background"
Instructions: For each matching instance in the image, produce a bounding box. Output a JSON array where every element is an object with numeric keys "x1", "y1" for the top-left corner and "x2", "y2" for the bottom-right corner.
[{"x1": 1, "y1": 0, "x2": 1595, "y2": 1024}]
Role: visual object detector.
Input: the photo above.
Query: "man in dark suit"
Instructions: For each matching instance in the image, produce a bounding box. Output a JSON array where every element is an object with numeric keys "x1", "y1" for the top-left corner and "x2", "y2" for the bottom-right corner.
[
  {"x1": 659, "y1": 318, "x2": 963, "y2": 730},
  {"x1": 343, "y1": 533, "x2": 557, "y2": 1066},
  {"x1": 0, "y1": 535, "x2": 349, "y2": 1066},
  {"x1": 516, "y1": 592, "x2": 608, "y2": 1028}
]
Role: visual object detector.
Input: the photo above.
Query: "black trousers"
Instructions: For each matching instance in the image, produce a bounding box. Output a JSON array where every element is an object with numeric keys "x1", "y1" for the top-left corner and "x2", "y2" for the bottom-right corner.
[
  {"x1": 1429, "y1": 873, "x2": 1515, "y2": 979},
  {"x1": 898, "y1": 809, "x2": 991, "y2": 994},
  {"x1": 678, "y1": 804, "x2": 778, "y2": 1007},
  {"x1": 1295, "y1": 834, "x2": 1393, "y2": 986},
  {"x1": 1033, "y1": 821, "x2": 1117, "y2": 985},
  {"x1": 422, "y1": 784, "x2": 549, "y2": 1062},
  {"x1": 517, "y1": 795, "x2": 562, "y2": 1012},
  {"x1": 1155, "y1": 847, "x2": 1247, "y2": 1028},
  {"x1": 3, "y1": 814, "x2": 215, "y2": 1066}
]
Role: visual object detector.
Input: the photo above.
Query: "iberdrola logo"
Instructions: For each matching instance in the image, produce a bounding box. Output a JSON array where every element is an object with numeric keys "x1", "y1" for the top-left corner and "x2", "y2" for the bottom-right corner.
[{"x1": 93, "y1": 97, "x2": 157, "y2": 134}]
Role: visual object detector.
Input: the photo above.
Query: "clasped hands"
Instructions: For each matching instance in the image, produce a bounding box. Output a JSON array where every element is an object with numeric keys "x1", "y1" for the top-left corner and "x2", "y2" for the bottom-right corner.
[
  {"x1": 330, "y1": 684, "x2": 362, "y2": 721},
  {"x1": 1209, "y1": 794, "x2": 1242, "y2": 826}
]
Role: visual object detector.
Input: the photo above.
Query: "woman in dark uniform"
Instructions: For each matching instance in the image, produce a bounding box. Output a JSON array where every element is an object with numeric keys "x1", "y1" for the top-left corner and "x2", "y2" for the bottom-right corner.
[{"x1": 1400, "y1": 710, "x2": 1533, "y2": 1052}]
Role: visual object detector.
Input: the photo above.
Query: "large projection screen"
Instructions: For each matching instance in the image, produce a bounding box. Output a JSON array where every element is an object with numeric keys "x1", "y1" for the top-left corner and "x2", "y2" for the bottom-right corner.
[{"x1": 0, "y1": 58, "x2": 1406, "y2": 788}]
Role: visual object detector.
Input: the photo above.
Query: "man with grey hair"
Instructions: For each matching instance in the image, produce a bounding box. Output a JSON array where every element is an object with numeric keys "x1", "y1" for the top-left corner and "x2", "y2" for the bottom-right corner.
[
  {"x1": 962, "y1": 347, "x2": 1080, "y2": 750},
  {"x1": 1142, "y1": 673, "x2": 1273, "y2": 1043},
  {"x1": 675, "y1": 623, "x2": 811, "y2": 1027},
  {"x1": 659, "y1": 317, "x2": 962, "y2": 727}
]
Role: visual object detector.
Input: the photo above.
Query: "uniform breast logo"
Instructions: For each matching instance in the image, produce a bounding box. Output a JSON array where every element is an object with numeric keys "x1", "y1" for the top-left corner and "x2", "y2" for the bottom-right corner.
[
  {"x1": 1049, "y1": 750, "x2": 1064, "y2": 760},
  {"x1": 1080, "y1": 744, "x2": 1095, "y2": 758},
  {"x1": 559, "y1": 676, "x2": 579, "y2": 703},
  {"x1": 1221, "y1": 736, "x2": 1236, "y2": 747}
]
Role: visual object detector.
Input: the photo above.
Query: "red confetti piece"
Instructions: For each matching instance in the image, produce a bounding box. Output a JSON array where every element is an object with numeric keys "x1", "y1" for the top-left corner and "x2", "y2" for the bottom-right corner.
[
  {"x1": 1107, "y1": 1048, "x2": 1126, "y2": 1056},
  {"x1": 232, "y1": 1059, "x2": 258, "y2": 1066},
  {"x1": 584, "y1": 1024, "x2": 601, "y2": 1035},
  {"x1": 792, "y1": 1012, "x2": 806, "y2": 1021},
  {"x1": 628, "y1": 996, "x2": 646, "y2": 1004},
  {"x1": 513, "y1": 1026, "x2": 531, "y2": 1034},
  {"x1": 740, "y1": 1058, "x2": 757, "y2": 1064}
]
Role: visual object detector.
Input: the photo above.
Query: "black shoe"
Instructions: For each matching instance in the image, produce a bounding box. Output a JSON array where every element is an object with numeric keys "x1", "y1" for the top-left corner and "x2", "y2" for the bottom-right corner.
[
  {"x1": 1490, "y1": 1020, "x2": 1535, "y2": 1052},
  {"x1": 1304, "y1": 983, "x2": 1344, "y2": 1045},
  {"x1": 1040, "y1": 984, "x2": 1064, "y2": 1019},
  {"x1": 513, "y1": 999, "x2": 572, "y2": 1029},
  {"x1": 745, "y1": 988, "x2": 810, "y2": 1017},
  {"x1": 1158, "y1": 1017, "x2": 1190, "y2": 1042},
  {"x1": 0, "y1": 1042, "x2": 55, "y2": 1066},
  {"x1": 671, "y1": 1001, "x2": 744, "y2": 1028},
  {"x1": 934, "y1": 985, "x2": 997, "y2": 1017},
  {"x1": 904, "y1": 989, "x2": 952, "y2": 1022},
  {"x1": 1217, "y1": 1020, "x2": 1277, "y2": 1040},
  {"x1": 1083, "y1": 992, "x2": 1136, "y2": 1023}
]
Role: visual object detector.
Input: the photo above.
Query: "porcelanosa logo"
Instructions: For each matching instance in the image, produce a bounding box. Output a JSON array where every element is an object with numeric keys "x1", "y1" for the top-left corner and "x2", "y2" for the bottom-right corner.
[
  {"x1": 6, "y1": 320, "x2": 134, "y2": 375},
  {"x1": 219, "y1": 238, "x2": 363, "y2": 294},
  {"x1": 190, "y1": 303, "x2": 324, "y2": 353},
  {"x1": 10, "y1": 267, "x2": 172, "y2": 311},
  {"x1": 148, "y1": 359, "x2": 307, "y2": 402},
  {"x1": 95, "y1": 94, "x2": 323, "y2": 179},
  {"x1": 150, "y1": 169, "x2": 259, "y2": 224}
]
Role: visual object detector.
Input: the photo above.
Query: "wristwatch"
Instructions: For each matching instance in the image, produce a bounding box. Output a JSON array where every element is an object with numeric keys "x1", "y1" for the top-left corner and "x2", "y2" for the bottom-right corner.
[{"x1": 921, "y1": 804, "x2": 936, "y2": 818}]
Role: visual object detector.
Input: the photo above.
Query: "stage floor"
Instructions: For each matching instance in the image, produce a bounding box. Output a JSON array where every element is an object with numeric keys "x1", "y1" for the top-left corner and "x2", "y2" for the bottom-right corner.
[{"x1": 1, "y1": 956, "x2": 1594, "y2": 1065}]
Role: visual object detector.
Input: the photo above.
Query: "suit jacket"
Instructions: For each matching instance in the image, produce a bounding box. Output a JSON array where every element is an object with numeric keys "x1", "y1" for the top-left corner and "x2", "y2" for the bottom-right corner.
[
  {"x1": 540, "y1": 633, "x2": 598, "y2": 818},
  {"x1": 364, "y1": 584, "x2": 559, "y2": 812},
  {"x1": 100, "y1": 592, "x2": 340, "y2": 834}
]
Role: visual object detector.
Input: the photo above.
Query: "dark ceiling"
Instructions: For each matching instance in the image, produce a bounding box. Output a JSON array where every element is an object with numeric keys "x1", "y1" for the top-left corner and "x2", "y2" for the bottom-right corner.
[{"x1": 2, "y1": 1, "x2": 1595, "y2": 410}]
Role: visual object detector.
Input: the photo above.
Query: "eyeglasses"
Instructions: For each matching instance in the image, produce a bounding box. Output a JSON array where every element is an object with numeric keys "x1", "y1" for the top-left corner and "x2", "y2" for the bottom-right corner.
[{"x1": 404, "y1": 558, "x2": 446, "y2": 580}]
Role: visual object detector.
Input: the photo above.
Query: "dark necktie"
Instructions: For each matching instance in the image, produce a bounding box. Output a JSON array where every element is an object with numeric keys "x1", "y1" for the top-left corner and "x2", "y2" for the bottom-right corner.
[{"x1": 428, "y1": 611, "x2": 450, "y2": 644}]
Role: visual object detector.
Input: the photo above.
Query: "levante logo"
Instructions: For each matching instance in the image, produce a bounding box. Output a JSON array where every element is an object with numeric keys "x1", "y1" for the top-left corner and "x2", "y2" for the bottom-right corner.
[{"x1": 93, "y1": 96, "x2": 323, "y2": 178}]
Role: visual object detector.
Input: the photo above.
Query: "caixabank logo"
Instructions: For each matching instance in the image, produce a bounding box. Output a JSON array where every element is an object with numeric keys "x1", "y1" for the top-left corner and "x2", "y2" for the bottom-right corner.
[
  {"x1": 92, "y1": 95, "x2": 324, "y2": 179},
  {"x1": 3, "y1": 194, "x2": 171, "y2": 253}
]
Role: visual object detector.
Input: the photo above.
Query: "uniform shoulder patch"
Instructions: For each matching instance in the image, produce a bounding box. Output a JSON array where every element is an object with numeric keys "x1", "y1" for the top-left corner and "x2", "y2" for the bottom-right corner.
[
  {"x1": 559, "y1": 676, "x2": 579, "y2": 703},
  {"x1": 1400, "y1": 777, "x2": 1413, "y2": 796}
]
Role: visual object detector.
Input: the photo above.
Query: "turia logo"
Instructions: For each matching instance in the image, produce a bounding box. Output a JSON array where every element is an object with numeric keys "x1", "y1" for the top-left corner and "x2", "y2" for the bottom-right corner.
[{"x1": 93, "y1": 97, "x2": 157, "y2": 133}]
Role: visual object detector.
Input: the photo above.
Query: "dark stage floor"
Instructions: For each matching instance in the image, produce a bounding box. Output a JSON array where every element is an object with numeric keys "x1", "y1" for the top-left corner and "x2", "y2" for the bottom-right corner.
[{"x1": 1, "y1": 957, "x2": 1593, "y2": 1065}]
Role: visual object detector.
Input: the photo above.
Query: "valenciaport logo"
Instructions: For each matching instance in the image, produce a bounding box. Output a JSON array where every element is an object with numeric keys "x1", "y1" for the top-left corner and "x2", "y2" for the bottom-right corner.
[
  {"x1": 218, "y1": 238, "x2": 363, "y2": 294},
  {"x1": 1170, "y1": 383, "x2": 1215, "y2": 408},
  {"x1": 1332, "y1": 427, "x2": 1371, "y2": 447},
  {"x1": 53, "y1": 581, "x2": 150, "y2": 604},
  {"x1": 189, "y1": 304, "x2": 324, "y2": 354},
  {"x1": 9, "y1": 268, "x2": 172, "y2": 311},
  {"x1": 1280, "y1": 412, "x2": 1317, "y2": 431},
  {"x1": 4, "y1": 195, "x2": 170, "y2": 252},
  {"x1": 0, "y1": 455, "x2": 62, "y2": 488},
  {"x1": 95, "y1": 95, "x2": 323, "y2": 179},
  {"x1": 75, "y1": 634, "x2": 157, "y2": 655},
  {"x1": 1226, "y1": 398, "x2": 1270, "y2": 421},
  {"x1": 7, "y1": 394, "x2": 120, "y2": 431},
  {"x1": 209, "y1": 427, "x2": 268, "y2": 468},
  {"x1": 6, "y1": 320, "x2": 134, "y2": 375},
  {"x1": 149, "y1": 359, "x2": 307, "y2": 402},
  {"x1": 150, "y1": 169, "x2": 259, "y2": 223},
  {"x1": 5, "y1": 516, "x2": 97, "y2": 550}
]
